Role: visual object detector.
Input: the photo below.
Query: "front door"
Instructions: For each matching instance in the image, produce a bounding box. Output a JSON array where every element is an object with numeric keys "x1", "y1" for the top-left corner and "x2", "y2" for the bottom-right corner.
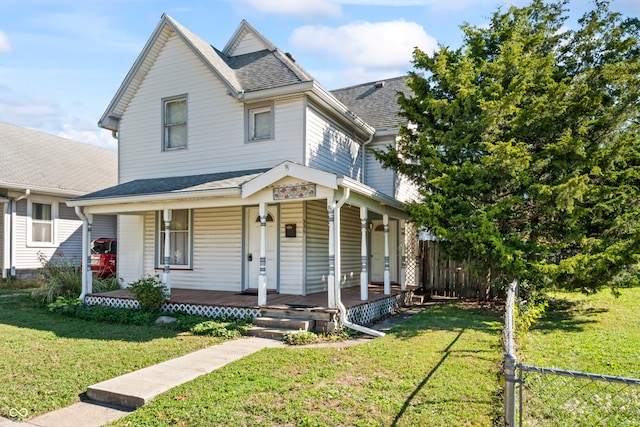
[
  {"x1": 246, "y1": 206, "x2": 278, "y2": 290},
  {"x1": 371, "y1": 219, "x2": 397, "y2": 283}
]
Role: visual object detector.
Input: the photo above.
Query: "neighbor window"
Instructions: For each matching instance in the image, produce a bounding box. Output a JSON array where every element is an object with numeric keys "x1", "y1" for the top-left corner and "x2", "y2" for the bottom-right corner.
[
  {"x1": 163, "y1": 96, "x2": 187, "y2": 150},
  {"x1": 27, "y1": 200, "x2": 57, "y2": 246},
  {"x1": 158, "y1": 209, "x2": 192, "y2": 267},
  {"x1": 247, "y1": 103, "x2": 273, "y2": 141}
]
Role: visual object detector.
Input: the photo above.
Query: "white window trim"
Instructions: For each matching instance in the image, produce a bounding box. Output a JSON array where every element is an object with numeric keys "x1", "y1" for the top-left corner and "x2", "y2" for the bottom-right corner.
[
  {"x1": 156, "y1": 209, "x2": 193, "y2": 269},
  {"x1": 26, "y1": 199, "x2": 59, "y2": 247},
  {"x1": 246, "y1": 102, "x2": 274, "y2": 142},
  {"x1": 163, "y1": 95, "x2": 188, "y2": 151}
]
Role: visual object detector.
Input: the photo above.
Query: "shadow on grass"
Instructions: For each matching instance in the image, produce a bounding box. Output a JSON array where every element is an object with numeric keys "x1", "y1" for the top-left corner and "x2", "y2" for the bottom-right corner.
[
  {"x1": 0, "y1": 294, "x2": 182, "y2": 342},
  {"x1": 531, "y1": 298, "x2": 606, "y2": 333},
  {"x1": 389, "y1": 301, "x2": 503, "y2": 340}
]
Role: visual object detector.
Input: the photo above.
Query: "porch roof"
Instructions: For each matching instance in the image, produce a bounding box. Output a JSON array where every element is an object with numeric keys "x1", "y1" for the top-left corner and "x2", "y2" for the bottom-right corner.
[{"x1": 67, "y1": 168, "x2": 269, "y2": 206}]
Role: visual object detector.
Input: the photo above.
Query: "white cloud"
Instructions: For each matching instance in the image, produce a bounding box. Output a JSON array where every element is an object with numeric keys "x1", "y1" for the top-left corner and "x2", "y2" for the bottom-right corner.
[
  {"x1": 243, "y1": 0, "x2": 342, "y2": 18},
  {"x1": 59, "y1": 126, "x2": 117, "y2": 152},
  {"x1": 291, "y1": 20, "x2": 437, "y2": 69},
  {"x1": 0, "y1": 30, "x2": 12, "y2": 53}
]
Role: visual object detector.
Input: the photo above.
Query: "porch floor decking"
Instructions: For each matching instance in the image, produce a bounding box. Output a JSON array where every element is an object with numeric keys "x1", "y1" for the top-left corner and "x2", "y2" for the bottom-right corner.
[{"x1": 89, "y1": 283, "x2": 415, "y2": 311}]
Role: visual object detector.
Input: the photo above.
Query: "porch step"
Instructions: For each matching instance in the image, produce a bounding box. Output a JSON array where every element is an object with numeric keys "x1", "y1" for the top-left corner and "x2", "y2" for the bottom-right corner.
[
  {"x1": 260, "y1": 308, "x2": 337, "y2": 322},
  {"x1": 412, "y1": 294, "x2": 425, "y2": 304},
  {"x1": 253, "y1": 316, "x2": 315, "y2": 331},
  {"x1": 247, "y1": 326, "x2": 309, "y2": 340}
]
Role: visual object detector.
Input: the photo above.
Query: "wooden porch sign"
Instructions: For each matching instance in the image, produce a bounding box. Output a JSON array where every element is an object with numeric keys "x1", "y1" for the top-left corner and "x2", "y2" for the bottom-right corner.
[{"x1": 273, "y1": 184, "x2": 316, "y2": 200}]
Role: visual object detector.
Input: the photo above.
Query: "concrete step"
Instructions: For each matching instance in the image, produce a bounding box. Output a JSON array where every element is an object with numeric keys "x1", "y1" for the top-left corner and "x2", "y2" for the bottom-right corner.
[
  {"x1": 247, "y1": 326, "x2": 308, "y2": 340},
  {"x1": 412, "y1": 294, "x2": 425, "y2": 304},
  {"x1": 253, "y1": 316, "x2": 315, "y2": 331},
  {"x1": 260, "y1": 308, "x2": 337, "y2": 321}
]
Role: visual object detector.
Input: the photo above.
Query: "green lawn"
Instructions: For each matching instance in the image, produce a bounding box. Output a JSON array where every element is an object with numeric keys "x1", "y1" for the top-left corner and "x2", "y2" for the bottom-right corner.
[
  {"x1": 519, "y1": 286, "x2": 640, "y2": 378},
  {"x1": 110, "y1": 302, "x2": 504, "y2": 427},
  {"x1": 517, "y1": 287, "x2": 640, "y2": 426},
  {"x1": 0, "y1": 294, "x2": 223, "y2": 418}
]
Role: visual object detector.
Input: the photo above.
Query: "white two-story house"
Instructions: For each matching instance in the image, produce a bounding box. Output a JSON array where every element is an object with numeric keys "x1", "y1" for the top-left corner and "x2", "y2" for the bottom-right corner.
[{"x1": 68, "y1": 16, "x2": 420, "y2": 325}]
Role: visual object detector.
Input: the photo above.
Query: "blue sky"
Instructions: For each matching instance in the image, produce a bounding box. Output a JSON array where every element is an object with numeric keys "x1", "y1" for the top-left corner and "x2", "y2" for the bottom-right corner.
[{"x1": 1, "y1": 0, "x2": 638, "y2": 151}]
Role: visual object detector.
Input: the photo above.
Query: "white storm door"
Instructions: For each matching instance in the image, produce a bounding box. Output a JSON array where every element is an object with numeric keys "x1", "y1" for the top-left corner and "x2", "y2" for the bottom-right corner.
[
  {"x1": 371, "y1": 220, "x2": 397, "y2": 283},
  {"x1": 246, "y1": 207, "x2": 278, "y2": 290}
]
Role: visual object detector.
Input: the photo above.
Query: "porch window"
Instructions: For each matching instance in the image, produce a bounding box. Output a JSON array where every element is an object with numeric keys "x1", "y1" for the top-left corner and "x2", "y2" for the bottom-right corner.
[
  {"x1": 27, "y1": 200, "x2": 57, "y2": 246},
  {"x1": 163, "y1": 96, "x2": 187, "y2": 150},
  {"x1": 247, "y1": 103, "x2": 273, "y2": 141},
  {"x1": 158, "y1": 209, "x2": 191, "y2": 267}
]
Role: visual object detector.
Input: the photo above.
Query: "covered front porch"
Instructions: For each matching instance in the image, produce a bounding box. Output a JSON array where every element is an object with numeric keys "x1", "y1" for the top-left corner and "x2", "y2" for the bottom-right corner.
[{"x1": 86, "y1": 283, "x2": 417, "y2": 326}]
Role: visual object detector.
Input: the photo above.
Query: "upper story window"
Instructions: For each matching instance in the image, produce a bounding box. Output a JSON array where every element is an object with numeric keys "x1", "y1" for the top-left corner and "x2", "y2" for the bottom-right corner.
[
  {"x1": 163, "y1": 96, "x2": 187, "y2": 150},
  {"x1": 27, "y1": 200, "x2": 58, "y2": 246},
  {"x1": 246, "y1": 102, "x2": 273, "y2": 142}
]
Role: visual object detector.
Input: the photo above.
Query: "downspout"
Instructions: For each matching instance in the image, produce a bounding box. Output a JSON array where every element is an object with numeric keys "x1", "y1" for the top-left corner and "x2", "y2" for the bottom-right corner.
[
  {"x1": 74, "y1": 206, "x2": 91, "y2": 300},
  {"x1": 10, "y1": 190, "x2": 30, "y2": 279},
  {"x1": 2, "y1": 199, "x2": 10, "y2": 280},
  {"x1": 334, "y1": 188, "x2": 385, "y2": 337}
]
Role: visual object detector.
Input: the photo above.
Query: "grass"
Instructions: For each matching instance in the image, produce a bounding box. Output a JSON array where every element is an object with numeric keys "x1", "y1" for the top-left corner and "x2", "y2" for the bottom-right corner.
[
  {"x1": 110, "y1": 302, "x2": 504, "y2": 427},
  {"x1": 0, "y1": 293, "x2": 227, "y2": 419},
  {"x1": 516, "y1": 286, "x2": 640, "y2": 426},
  {"x1": 519, "y1": 286, "x2": 640, "y2": 377}
]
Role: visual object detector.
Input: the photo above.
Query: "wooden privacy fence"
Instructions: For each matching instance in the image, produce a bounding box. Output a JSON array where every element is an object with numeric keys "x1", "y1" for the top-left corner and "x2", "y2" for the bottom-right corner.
[{"x1": 419, "y1": 240, "x2": 496, "y2": 299}]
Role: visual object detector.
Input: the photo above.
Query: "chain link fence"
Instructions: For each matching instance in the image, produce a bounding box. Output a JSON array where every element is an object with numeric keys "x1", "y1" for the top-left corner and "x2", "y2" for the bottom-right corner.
[{"x1": 503, "y1": 281, "x2": 640, "y2": 426}]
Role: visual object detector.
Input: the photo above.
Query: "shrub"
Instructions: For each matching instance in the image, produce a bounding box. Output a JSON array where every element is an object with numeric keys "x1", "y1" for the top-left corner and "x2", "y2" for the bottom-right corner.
[
  {"x1": 189, "y1": 317, "x2": 251, "y2": 338},
  {"x1": 92, "y1": 276, "x2": 119, "y2": 293},
  {"x1": 128, "y1": 275, "x2": 168, "y2": 312},
  {"x1": 283, "y1": 330, "x2": 317, "y2": 345},
  {"x1": 32, "y1": 252, "x2": 81, "y2": 304}
]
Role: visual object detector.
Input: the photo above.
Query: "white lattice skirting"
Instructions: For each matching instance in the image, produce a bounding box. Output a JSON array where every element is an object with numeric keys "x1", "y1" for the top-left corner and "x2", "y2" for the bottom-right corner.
[
  {"x1": 84, "y1": 296, "x2": 261, "y2": 319},
  {"x1": 346, "y1": 290, "x2": 413, "y2": 325}
]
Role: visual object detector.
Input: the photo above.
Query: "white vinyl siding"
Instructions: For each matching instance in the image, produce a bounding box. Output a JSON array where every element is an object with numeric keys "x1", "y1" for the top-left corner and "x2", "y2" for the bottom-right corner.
[
  {"x1": 339, "y1": 205, "x2": 361, "y2": 289},
  {"x1": 306, "y1": 104, "x2": 362, "y2": 180},
  {"x1": 227, "y1": 32, "x2": 267, "y2": 56},
  {"x1": 118, "y1": 33, "x2": 305, "y2": 183},
  {"x1": 279, "y1": 202, "x2": 304, "y2": 295},
  {"x1": 305, "y1": 200, "x2": 329, "y2": 294},
  {"x1": 365, "y1": 139, "x2": 395, "y2": 197},
  {"x1": 118, "y1": 215, "x2": 145, "y2": 285},
  {"x1": 141, "y1": 207, "x2": 243, "y2": 291}
]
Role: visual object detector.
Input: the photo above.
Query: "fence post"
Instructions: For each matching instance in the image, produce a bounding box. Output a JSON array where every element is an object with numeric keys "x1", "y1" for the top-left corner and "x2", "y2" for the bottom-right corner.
[{"x1": 504, "y1": 279, "x2": 518, "y2": 427}]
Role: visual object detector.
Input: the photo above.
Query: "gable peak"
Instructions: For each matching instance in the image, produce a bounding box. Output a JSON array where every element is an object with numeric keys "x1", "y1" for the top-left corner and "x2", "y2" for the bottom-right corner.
[{"x1": 223, "y1": 19, "x2": 276, "y2": 57}]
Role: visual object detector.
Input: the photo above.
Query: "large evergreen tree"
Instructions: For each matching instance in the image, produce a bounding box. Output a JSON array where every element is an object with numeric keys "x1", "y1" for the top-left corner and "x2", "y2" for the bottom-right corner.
[{"x1": 376, "y1": 0, "x2": 640, "y2": 293}]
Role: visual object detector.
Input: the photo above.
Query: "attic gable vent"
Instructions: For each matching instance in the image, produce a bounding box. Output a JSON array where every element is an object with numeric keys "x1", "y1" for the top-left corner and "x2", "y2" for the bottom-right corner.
[{"x1": 375, "y1": 80, "x2": 385, "y2": 88}]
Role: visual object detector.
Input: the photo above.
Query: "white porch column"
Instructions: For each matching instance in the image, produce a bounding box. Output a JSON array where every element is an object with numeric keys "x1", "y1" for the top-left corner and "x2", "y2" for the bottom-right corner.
[
  {"x1": 360, "y1": 207, "x2": 368, "y2": 301},
  {"x1": 10, "y1": 200, "x2": 17, "y2": 278},
  {"x1": 162, "y1": 208, "x2": 172, "y2": 297},
  {"x1": 258, "y1": 202, "x2": 268, "y2": 306},
  {"x1": 383, "y1": 214, "x2": 390, "y2": 295},
  {"x1": 327, "y1": 200, "x2": 336, "y2": 309},
  {"x1": 400, "y1": 220, "x2": 406, "y2": 291},
  {"x1": 86, "y1": 213, "x2": 93, "y2": 296},
  {"x1": 2, "y1": 201, "x2": 10, "y2": 280}
]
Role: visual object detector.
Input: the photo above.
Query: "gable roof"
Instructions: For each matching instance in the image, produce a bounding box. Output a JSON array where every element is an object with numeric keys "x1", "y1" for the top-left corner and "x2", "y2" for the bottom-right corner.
[
  {"x1": 99, "y1": 15, "x2": 374, "y2": 138},
  {"x1": 0, "y1": 122, "x2": 117, "y2": 197},
  {"x1": 330, "y1": 76, "x2": 411, "y2": 132}
]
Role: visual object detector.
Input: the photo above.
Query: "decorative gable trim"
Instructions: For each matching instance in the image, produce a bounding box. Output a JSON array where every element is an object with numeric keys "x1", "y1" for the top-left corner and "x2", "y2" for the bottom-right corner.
[
  {"x1": 242, "y1": 162, "x2": 338, "y2": 199},
  {"x1": 223, "y1": 19, "x2": 276, "y2": 56}
]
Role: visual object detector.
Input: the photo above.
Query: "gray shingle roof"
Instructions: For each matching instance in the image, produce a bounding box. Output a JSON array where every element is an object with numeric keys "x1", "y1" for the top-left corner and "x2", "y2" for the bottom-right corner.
[
  {"x1": 0, "y1": 122, "x2": 117, "y2": 196},
  {"x1": 330, "y1": 76, "x2": 411, "y2": 131},
  {"x1": 72, "y1": 168, "x2": 270, "y2": 202}
]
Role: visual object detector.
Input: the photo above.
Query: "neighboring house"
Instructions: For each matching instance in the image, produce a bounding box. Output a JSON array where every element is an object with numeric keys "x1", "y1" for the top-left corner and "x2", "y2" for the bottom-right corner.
[
  {"x1": 67, "y1": 16, "x2": 420, "y2": 311},
  {"x1": 0, "y1": 122, "x2": 117, "y2": 280}
]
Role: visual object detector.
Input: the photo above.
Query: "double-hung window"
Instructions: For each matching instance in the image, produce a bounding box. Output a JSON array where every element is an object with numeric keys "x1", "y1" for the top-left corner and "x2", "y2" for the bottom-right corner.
[
  {"x1": 28, "y1": 200, "x2": 57, "y2": 246},
  {"x1": 163, "y1": 96, "x2": 187, "y2": 150},
  {"x1": 158, "y1": 209, "x2": 191, "y2": 268},
  {"x1": 247, "y1": 103, "x2": 273, "y2": 141}
]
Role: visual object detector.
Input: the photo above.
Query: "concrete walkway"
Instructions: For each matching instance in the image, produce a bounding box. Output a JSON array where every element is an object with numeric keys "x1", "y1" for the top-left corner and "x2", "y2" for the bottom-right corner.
[
  {"x1": 1, "y1": 337, "x2": 284, "y2": 427},
  {"x1": 1, "y1": 303, "x2": 429, "y2": 427}
]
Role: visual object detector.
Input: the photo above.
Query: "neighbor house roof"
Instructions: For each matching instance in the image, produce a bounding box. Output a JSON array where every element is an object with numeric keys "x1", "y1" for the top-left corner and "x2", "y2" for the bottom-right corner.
[
  {"x1": 330, "y1": 76, "x2": 411, "y2": 132},
  {"x1": 0, "y1": 122, "x2": 117, "y2": 197}
]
